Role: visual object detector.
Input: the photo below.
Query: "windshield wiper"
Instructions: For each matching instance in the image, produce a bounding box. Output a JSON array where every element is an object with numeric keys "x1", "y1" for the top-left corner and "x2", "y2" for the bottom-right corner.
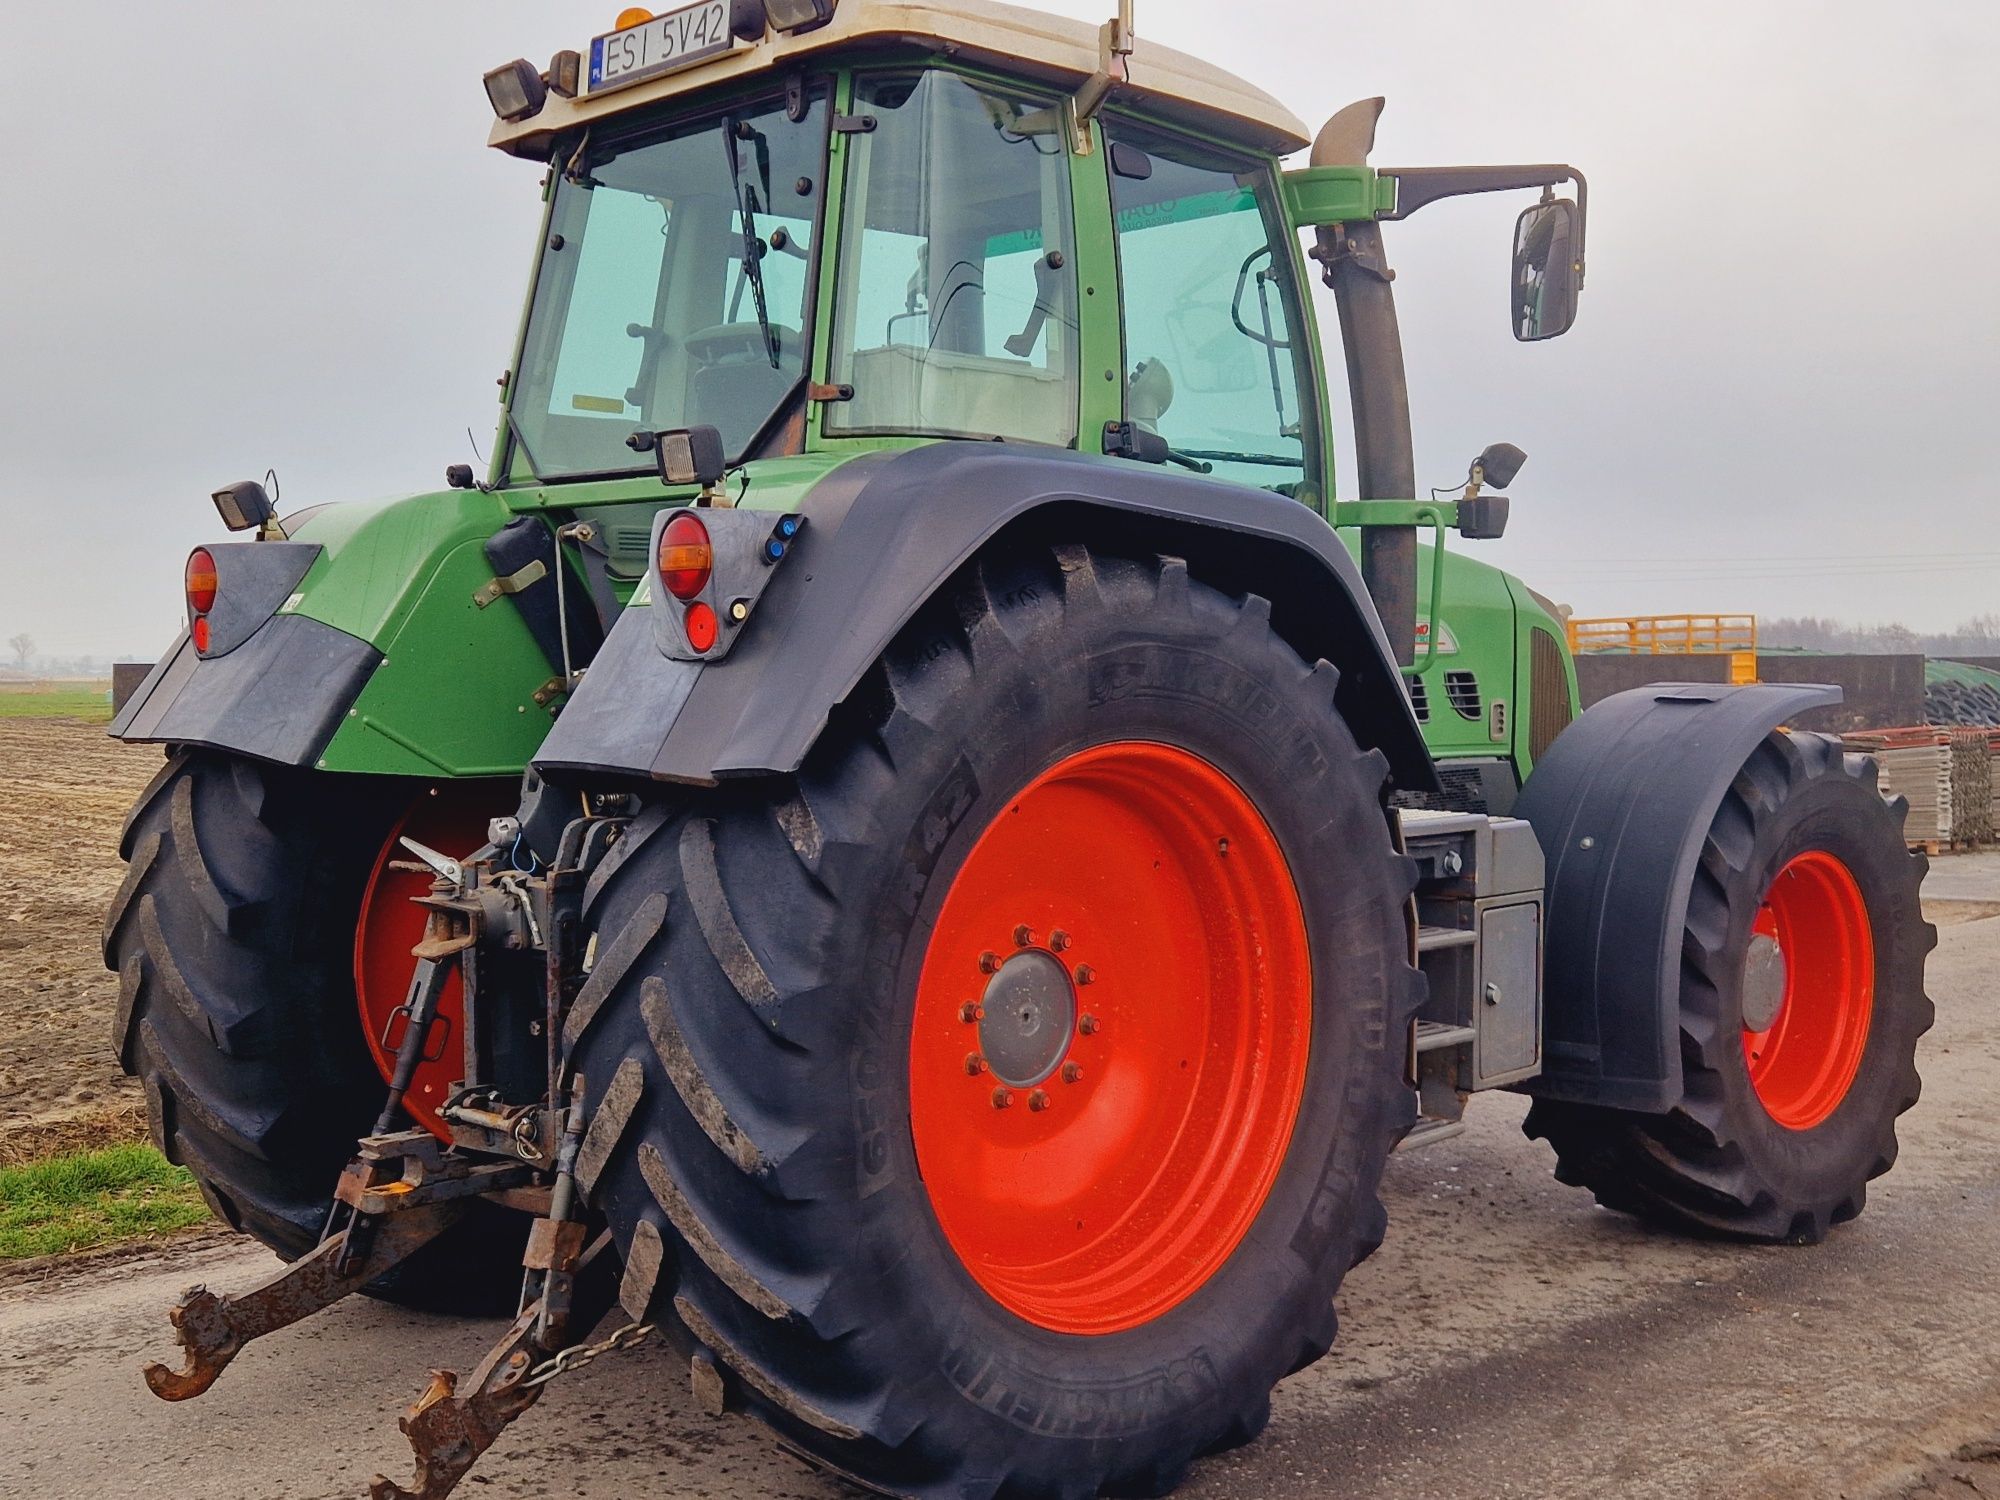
[
  {"x1": 724, "y1": 116, "x2": 781, "y2": 371},
  {"x1": 1176, "y1": 450, "x2": 1302, "y2": 468}
]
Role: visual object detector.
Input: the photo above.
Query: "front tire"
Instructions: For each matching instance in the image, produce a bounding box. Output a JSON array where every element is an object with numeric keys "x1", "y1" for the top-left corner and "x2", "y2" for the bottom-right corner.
[
  {"x1": 1526, "y1": 731, "x2": 1934, "y2": 1242},
  {"x1": 568, "y1": 545, "x2": 1422, "y2": 1498}
]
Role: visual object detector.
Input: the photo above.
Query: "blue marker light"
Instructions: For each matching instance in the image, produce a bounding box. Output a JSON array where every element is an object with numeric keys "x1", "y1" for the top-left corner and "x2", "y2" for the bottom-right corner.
[
  {"x1": 778, "y1": 515, "x2": 801, "y2": 538},
  {"x1": 766, "y1": 539, "x2": 787, "y2": 561}
]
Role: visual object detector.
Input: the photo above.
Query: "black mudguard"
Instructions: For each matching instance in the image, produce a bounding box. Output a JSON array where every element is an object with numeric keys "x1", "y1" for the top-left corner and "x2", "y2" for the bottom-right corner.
[
  {"x1": 110, "y1": 541, "x2": 378, "y2": 769},
  {"x1": 1513, "y1": 681, "x2": 1842, "y2": 1112},
  {"x1": 535, "y1": 442, "x2": 1435, "y2": 793},
  {"x1": 110, "y1": 615, "x2": 381, "y2": 768}
]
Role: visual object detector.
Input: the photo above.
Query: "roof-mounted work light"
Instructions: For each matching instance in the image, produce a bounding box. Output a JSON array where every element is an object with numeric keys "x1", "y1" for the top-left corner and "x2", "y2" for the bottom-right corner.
[
  {"x1": 764, "y1": 0, "x2": 835, "y2": 35},
  {"x1": 484, "y1": 59, "x2": 548, "y2": 122},
  {"x1": 211, "y1": 478, "x2": 281, "y2": 536}
]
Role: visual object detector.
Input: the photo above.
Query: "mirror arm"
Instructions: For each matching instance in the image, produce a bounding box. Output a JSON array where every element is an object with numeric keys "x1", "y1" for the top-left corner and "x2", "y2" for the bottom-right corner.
[{"x1": 1379, "y1": 164, "x2": 1588, "y2": 281}]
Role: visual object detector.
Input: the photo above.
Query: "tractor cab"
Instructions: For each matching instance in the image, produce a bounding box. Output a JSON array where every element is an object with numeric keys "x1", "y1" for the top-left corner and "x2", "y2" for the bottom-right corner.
[{"x1": 490, "y1": 0, "x2": 1325, "y2": 499}]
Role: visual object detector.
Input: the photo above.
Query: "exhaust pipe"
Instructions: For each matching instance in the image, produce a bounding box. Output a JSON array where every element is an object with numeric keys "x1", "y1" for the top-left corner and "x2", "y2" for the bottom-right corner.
[{"x1": 1312, "y1": 99, "x2": 1417, "y2": 667}]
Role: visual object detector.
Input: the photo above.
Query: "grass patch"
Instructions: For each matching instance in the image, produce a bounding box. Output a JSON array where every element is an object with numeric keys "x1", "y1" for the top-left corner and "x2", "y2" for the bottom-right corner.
[
  {"x1": 0, "y1": 1143, "x2": 211, "y2": 1261},
  {"x1": 0, "y1": 687, "x2": 113, "y2": 723}
]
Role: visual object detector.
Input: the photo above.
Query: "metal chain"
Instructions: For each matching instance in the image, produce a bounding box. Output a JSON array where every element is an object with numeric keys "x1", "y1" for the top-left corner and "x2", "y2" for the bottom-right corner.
[{"x1": 522, "y1": 1321, "x2": 656, "y2": 1388}]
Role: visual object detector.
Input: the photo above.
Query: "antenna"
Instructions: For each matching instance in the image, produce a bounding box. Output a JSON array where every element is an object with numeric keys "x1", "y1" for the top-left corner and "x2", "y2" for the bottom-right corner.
[{"x1": 1074, "y1": 0, "x2": 1136, "y2": 126}]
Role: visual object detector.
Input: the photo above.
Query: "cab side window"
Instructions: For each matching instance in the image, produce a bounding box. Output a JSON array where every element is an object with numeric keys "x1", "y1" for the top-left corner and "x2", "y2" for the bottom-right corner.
[
  {"x1": 829, "y1": 70, "x2": 1079, "y2": 445},
  {"x1": 1107, "y1": 123, "x2": 1313, "y2": 492}
]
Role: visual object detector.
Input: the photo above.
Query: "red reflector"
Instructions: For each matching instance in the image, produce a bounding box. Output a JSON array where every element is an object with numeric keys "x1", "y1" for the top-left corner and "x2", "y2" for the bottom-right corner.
[
  {"x1": 685, "y1": 601, "x2": 719, "y2": 654},
  {"x1": 186, "y1": 548, "x2": 219, "y2": 615},
  {"x1": 658, "y1": 512, "x2": 713, "y2": 601},
  {"x1": 191, "y1": 615, "x2": 212, "y2": 653}
]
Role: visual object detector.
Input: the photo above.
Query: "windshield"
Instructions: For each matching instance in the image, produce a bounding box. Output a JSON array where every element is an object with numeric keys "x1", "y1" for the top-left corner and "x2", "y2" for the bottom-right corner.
[{"x1": 509, "y1": 91, "x2": 828, "y2": 480}]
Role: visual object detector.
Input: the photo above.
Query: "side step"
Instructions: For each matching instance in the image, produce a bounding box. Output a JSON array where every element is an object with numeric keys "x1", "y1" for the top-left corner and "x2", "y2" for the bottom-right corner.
[{"x1": 1398, "y1": 810, "x2": 1547, "y2": 1148}]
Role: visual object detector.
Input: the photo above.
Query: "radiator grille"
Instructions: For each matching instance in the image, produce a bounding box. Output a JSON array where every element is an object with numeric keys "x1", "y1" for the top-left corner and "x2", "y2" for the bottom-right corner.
[
  {"x1": 1393, "y1": 764, "x2": 1493, "y2": 814},
  {"x1": 1529, "y1": 629, "x2": 1574, "y2": 762}
]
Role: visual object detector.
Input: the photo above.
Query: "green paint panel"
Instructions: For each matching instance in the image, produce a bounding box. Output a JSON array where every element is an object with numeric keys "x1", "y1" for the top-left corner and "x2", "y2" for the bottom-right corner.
[
  {"x1": 281, "y1": 455, "x2": 880, "y2": 778},
  {"x1": 1281, "y1": 165, "x2": 1397, "y2": 228}
]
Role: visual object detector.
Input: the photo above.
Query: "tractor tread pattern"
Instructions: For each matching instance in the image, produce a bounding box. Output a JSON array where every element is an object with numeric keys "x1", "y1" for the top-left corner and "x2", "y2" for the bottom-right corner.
[
  {"x1": 569, "y1": 545, "x2": 1423, "y2": 1499},
  {"x1": 105, "y1": 749, "x2": 525, "y2": 1308}
]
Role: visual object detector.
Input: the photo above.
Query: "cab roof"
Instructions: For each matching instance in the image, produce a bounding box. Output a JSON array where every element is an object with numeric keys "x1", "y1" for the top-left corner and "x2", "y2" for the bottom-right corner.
[{"x1": 488, "y1": 0, "x2": 1310, "y2": 160}]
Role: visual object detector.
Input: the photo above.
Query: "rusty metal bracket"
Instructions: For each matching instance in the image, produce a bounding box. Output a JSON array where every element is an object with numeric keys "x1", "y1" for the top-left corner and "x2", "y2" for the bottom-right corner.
[
  {"x1": 143, "y1": 1201, "x2": 466, "y2": 1402},
  {"x1": 369, "y1": 1227, "x2": 622, "y2": 1500},
  {"x1": 368, "y1": 1308, "x2": 548, "y2": 1500}
]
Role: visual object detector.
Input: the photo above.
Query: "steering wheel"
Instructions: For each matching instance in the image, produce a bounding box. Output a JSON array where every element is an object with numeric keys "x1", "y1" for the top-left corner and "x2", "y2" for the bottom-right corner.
[{"x1": 685, "y1": 322, "x2": 800, "y2": 366}]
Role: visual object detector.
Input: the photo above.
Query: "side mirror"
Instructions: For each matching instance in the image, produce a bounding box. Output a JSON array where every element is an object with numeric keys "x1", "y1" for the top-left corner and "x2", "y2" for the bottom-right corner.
[{"x1": 1511, "y1": 198, "x2": 1582, "y2": 341}]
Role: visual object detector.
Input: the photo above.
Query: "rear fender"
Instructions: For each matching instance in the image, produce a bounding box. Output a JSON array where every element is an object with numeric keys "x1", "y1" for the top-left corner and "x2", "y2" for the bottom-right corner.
[
  {"x1": 535, "y1": 443, "x2": 1436, "y2": 793},
  {"x1": 112, "y1": 489, "x2": 562, "y2": 776},
  {"x1": 1513, "y1": 681, "x2": 1842, "y2": 1111}
]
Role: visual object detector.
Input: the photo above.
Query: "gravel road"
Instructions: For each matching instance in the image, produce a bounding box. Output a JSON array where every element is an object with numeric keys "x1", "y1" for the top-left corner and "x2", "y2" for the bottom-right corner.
[{"x1": 5, "y1": 875, "x2": 1998, "y2": 1500}]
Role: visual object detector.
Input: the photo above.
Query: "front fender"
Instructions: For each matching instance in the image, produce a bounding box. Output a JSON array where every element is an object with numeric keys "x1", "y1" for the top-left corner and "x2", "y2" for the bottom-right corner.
[
  {"x1": 536, "y1": 443, "x2": 1435, "y2": 792},
  {"x1": 1514, "y1": 681, "x2": 1843, "y2": 1111}
]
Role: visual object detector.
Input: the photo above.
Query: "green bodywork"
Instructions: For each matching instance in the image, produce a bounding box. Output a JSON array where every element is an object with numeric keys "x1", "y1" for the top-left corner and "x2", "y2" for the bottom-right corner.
[{"x1": 266, "y1": 61, "x2": 1577, "y2": 789}]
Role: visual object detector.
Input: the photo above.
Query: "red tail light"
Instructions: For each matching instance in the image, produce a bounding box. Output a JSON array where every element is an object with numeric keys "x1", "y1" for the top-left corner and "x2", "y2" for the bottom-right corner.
[
  {"x1": 658, "y1": 512, "x2": 713, "y2": 600},
  {"x1": 186, "y1": 548, "x2": 219, "y2": 615}
]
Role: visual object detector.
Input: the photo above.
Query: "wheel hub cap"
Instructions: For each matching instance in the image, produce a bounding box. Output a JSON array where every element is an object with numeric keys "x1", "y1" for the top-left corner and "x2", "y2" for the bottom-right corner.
[
  {"x1": 1739, "y1": 932, "x2": 1788, "y2": 1033},
  {"x1": 979, "y1": 951, "x2": 1076, "y2": 1088}
]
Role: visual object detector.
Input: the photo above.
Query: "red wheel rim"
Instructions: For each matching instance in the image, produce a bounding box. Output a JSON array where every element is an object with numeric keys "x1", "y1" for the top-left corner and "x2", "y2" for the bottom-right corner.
[
  {"x1": 354, "y1": 785, "x2": 510, "y2": 1140},
  {"x1": 1741, "y1": 850, "x2": 1875, "y2": 1130},
  {"x1": 909, "y1": 742, "x2": 1312, "y2": 1336}
]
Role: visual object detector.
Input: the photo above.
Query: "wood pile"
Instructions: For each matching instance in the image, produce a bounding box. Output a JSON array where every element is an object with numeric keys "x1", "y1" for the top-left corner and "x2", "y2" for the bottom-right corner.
[
  {"x1": 1843, "y1": 728, "x2": 1953, "y2": 848},
  {"x1": 1951, "y1": 730, "x2": 1994, "y2": 845}
]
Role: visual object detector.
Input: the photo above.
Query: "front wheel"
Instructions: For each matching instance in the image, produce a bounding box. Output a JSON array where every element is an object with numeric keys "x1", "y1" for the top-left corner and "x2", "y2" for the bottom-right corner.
[
  {"x1": 568, "y1": 544, "x2": 1422, "y2": 1498},
  {"x1": 1527, "y1": 730, "x2": 1934, "y2": 1242}
]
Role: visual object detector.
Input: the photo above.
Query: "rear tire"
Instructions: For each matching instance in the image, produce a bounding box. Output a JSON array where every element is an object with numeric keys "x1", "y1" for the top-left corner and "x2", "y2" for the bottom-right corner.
[
  {"x1": 1526, "y1": 731, "x2": 1934, "y2": 1243},
  {"x1": 568, "y1": 545, "x2": 1422, "y2": 1498},
  {"x1": 105, "y1": 750, "x2": 526, "y2": 1311}
]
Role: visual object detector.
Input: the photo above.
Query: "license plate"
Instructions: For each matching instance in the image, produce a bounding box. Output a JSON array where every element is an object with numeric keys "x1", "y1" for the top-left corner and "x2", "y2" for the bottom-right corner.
[{"x1": 588, "y1": 0, "x2": 736, "y2": 95}]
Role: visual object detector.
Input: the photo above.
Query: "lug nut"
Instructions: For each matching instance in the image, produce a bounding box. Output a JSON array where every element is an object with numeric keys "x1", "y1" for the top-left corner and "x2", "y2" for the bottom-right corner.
[
  {"x1": 1062, "y1": 1062, "x2": 1083, "y2": 1084},
  {"x1": 1075, "y1": 964, "x2": 1096, "y2": 986},
  {"x1": 959, "y1": 1001, "x2": 984, "y2": 1023},
  {"x1": 979, "y1": 951, "x2": 1001, "y2": 974},
  {"x1": 1079, "y1": 1013, "x2": 1100, "y2": 1036},
  {"x1": 1050, "y1": 930, "x2": 1071, "y2": 952},
  {"x1": 1028, "y1": 1090, "x2": 1051, "y2": 1112},
  {"x1": 991, "y1": 1087, "x2": 1013, "y2": 1109},
  {"x1": 965, "y1": 1053, "x2": 988, "y2": 1075},
  {"x1": 1013, "y1": 924, "x2": 1035, "y2": 947}
]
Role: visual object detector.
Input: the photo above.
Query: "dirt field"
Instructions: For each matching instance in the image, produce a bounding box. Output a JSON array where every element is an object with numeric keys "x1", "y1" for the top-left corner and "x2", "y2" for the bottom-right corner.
[{"x1": 0, "y1": 717, "x2": 160, "y2": 1151}]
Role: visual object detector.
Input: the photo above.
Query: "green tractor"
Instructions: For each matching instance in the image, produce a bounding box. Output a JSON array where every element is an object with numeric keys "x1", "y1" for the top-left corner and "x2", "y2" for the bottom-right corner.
[{"x1": 109, "y1": 2, "x2": 1932, "y2": 1495}]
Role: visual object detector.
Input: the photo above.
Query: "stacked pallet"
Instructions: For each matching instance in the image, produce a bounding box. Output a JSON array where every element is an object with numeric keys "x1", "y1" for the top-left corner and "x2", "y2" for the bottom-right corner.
[{"x1": 1844, "y1": 728, "x2": 1952, "y2": 848}]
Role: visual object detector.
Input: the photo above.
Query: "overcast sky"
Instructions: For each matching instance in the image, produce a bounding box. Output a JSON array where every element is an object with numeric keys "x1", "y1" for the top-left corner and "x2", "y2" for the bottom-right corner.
[{"x1": 3, "y1": 2, "x2": 1995, "y2": 660}]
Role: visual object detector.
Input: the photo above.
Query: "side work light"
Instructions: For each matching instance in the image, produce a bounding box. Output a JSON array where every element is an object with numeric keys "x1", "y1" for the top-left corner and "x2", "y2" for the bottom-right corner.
[
  {"x1": 484, "y1": 59, "x2": 548, "y2": 123},
  {"x1": 211, "y1": 479, "x2": 276, "y2": 533}
]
